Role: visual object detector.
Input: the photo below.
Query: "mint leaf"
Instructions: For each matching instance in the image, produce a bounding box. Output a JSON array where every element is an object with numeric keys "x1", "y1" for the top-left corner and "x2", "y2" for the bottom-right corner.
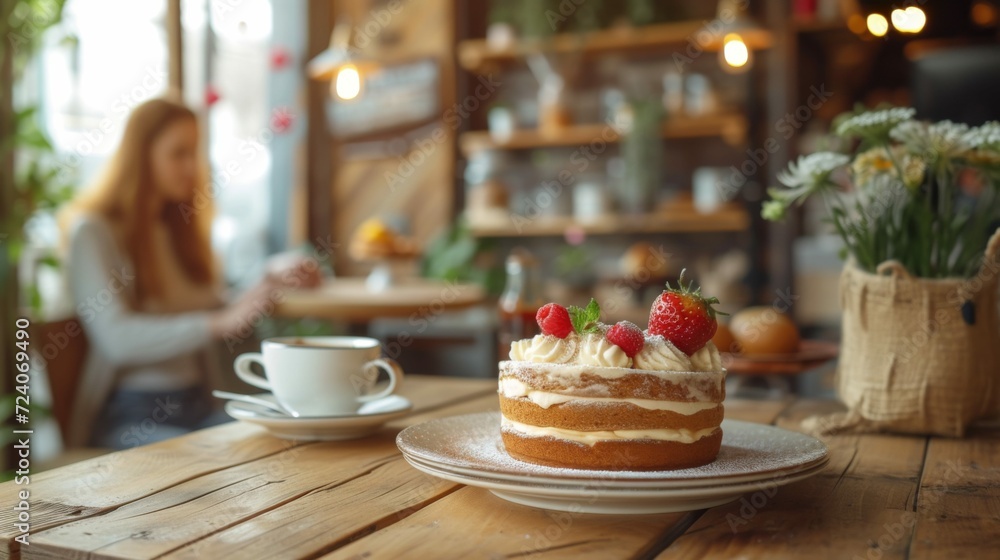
[
  {"x1": 567, "y1": 305, "x2": 587, "y2": 333},
  {"x1": 568, "y1": 298, "x2": 602, "y2": 334}
]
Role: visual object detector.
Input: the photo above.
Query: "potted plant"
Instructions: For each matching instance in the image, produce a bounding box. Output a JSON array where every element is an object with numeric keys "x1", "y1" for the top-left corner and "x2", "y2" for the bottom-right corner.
[
  {"x1": 763, "y1": 107, "x2": 1000, "y2": 436},
  {"x1": 1, "y1": 0, "x2": 69, "y2": 473},
  {"x1": 618, "y1": 98, "x2": 664, "y2": 214},
  {"x1": 1, "y1": 0, "x2": 71, "y2": 315},
  {"x1": 421, "y1": 219, "x2": 505, "y2": 296}
]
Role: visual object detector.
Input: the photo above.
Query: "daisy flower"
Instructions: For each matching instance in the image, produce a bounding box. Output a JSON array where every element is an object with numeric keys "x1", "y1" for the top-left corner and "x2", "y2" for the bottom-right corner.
[
  {"x1": 965, "y1": 122, "x2": 1000, "y2": 166},
  {"x1": 764, "y1": 152, "x2": 848, "y2": 222},
  {"x1": 966, "y1": 121, "x2": 1000, "y2": 150},
  {"x1": 852, "y1": 147, "x2": 896, "y2": 187},
  {"x1": 852, "y1": 146, "x2": 926, "y2": 191},
  {"x1": 890, "y1": 120, "x2": 973, "y2": 160},
  {"x1": 777, "y1": 152, "x2": 849, "y2": 190},
  {"x1": 836, "y1": 107, "x2": 915, "y2": 142}
]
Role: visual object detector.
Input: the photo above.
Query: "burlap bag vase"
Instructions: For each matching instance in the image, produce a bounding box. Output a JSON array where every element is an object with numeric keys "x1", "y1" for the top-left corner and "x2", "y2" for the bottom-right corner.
[{"x1": 824, "y1": 228, "x2": 1000, "y2": 437}]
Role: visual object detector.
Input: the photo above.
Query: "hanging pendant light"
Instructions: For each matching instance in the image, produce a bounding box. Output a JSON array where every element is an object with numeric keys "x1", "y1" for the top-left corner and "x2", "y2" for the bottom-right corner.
[
  {"x1": 307, "y1": 18, "x2": 377, "y2": 101},
  {"x1": 713, "y1": 0, "x2": 770, "y2": 73}
]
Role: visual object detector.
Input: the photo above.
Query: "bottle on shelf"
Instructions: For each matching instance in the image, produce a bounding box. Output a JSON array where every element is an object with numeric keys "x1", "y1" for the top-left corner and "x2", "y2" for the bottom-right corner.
[{"x1": 497, "y1": 248, "x2": 544, "y2": 362}]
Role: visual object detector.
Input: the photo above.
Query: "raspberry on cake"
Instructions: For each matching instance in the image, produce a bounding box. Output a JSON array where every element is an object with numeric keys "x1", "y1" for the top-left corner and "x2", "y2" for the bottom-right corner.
[
  {"x1": 605, "y1": 321, "x2": 644, "y2": 358},
  {"x1": 536, "y1": 303, "x2": 573, "y2": 338},
  {"x1": 499, "y1": 294, "x2": 726, "y2": 471}
]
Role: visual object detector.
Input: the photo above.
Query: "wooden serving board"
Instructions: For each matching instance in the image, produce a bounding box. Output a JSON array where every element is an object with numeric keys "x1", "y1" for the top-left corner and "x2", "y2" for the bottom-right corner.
[{"x1": 722, "y1": 340, "x2": 839, "y2": 376}]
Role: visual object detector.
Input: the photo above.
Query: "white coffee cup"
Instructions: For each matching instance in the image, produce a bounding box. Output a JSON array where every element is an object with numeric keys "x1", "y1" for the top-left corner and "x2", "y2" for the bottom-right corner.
[{"x1": 233, "y1": 336, "x2": 404, "y2": 417}]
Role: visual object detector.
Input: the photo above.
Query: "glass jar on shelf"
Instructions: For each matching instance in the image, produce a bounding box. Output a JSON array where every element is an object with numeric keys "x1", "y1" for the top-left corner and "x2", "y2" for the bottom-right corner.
[{"x1": 497, "y1": 248, "x2": 544, "y2": 362}]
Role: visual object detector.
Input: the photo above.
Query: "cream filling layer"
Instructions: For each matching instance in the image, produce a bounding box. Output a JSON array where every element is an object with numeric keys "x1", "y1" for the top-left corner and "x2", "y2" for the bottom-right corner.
[
  {"x1": 501, "y1": 417, "x2": 718, "y2": 446},
  {"x1": 499, "y1": 377, "x2": 717, "y2": 414},
  {"x1": 498, "y1": 362, "x2": 726, "y2": 403}
]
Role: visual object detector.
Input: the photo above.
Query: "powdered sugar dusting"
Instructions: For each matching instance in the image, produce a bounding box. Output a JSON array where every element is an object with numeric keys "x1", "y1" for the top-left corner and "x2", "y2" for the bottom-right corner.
[{"x1": 397, "y1": 412, "x2": 827, "y2": 481}]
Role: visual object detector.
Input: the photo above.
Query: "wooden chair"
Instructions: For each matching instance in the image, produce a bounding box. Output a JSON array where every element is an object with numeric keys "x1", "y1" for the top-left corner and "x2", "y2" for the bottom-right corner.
[{"x1": 31, "y1": 317, "x2": 88, "y2": 445}]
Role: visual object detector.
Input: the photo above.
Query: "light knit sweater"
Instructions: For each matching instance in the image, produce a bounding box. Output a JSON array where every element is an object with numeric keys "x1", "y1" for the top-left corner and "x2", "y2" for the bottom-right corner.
[{"x1": 65, "y1": 214, "x2": 225, "y2": 446}]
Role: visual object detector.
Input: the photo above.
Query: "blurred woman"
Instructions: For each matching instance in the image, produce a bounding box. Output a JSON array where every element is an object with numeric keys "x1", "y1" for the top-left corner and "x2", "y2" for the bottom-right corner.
[{"x1": 61, "y1": 98, "x2": 317, "y2": 449}]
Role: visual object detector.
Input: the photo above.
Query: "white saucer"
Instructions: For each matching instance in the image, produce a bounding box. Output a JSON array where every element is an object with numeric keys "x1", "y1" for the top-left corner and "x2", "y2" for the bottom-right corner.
[
  {"x1": 224, "y1": 394, "x2": 412, "y2": 441},
  {"x1": 396, "y1": 412, "x2": 829, "y2": 514}
]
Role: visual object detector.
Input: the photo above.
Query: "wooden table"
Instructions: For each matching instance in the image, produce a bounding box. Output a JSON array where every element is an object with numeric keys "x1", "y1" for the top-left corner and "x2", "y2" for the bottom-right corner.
[
  {"x1": 275, "y1": 277, "x2": 486, "y2": 322},
  {"x1": 2, "y1": 376, "x2": 997, "y2": 559}
]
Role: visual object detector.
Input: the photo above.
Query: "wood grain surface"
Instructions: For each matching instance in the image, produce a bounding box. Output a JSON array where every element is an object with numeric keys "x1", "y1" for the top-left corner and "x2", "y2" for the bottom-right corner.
[{"x1": 2, "y1": 377, "x2": 997, "y2": 560}]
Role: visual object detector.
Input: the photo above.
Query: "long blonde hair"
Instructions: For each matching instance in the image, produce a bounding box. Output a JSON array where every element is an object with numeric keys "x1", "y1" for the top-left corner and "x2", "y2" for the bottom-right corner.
[{"x1": 62, "y1": 98, "x2": 216, "y2": 304}]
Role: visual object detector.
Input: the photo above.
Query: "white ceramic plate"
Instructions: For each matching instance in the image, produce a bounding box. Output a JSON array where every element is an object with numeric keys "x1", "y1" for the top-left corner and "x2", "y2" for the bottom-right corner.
[
  {"x1": 403, "y1": 453, "x2": 829, "y2": 514},
  {"x1": 224, "y1": 394, "x2": 412, "y2": 441},
  {"x1": 404, "y1": 452, "x2": 829, "y2": 492},
  {"x1": 396, "y1": 412, "x2": 829, "y2": 514}
]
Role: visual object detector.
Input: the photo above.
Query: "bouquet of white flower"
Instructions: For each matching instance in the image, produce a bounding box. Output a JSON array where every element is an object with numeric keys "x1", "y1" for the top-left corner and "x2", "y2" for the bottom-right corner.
[
  {"x1": 764, "y1": 107, "x2": 1000, "y2": 278},
  {"x1": 769, "y1": 109, "x2": 1000, "y2": 438}
]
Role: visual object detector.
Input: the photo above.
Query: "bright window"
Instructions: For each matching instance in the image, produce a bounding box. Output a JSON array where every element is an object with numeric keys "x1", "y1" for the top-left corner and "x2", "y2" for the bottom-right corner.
[
  {"x1": 34, "y1": 0, "x2": 279, "y2": 285},
  {"x1": 40, "y1": 0, "x2": 169, "y2": 184}
]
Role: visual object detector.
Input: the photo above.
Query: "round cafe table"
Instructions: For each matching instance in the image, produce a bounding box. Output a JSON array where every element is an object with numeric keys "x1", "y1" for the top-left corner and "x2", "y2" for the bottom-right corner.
[{"x1": 274, "y1": 277, "x2": 486, "y2": 323}]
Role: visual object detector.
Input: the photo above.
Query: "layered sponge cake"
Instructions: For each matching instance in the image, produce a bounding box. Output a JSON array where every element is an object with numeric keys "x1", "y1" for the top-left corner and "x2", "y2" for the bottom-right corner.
[{"x1": 499, "y1": 279, "x2": 726, "y2": 471}]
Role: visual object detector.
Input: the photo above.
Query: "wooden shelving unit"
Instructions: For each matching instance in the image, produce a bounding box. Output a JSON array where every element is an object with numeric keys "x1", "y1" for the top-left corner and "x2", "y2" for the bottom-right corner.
[
  {"x1": 459, "y1": 112, "x2": 748, "y2": 156},
  {"x1": 458, "y1": 21, "x2": 774, "y2": 75},
  {"x1": 468, "y1": 203, "x2": 750, "y2": 238},
  {"x1": 457, "y1": 18, "x2": 767, "y2": 241}
]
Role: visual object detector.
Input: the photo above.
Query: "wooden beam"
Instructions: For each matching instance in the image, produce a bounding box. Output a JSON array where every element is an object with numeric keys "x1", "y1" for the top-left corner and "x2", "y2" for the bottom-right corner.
[
  {"x1": 166, "y1": 0, "x2": 183, "y2": 97},
  {"x1": 764, "y1": 0, "x2": 797, "y2": 307},
  {"x1": 306, "y1": 0, "x2": 333, "y2": 249}
]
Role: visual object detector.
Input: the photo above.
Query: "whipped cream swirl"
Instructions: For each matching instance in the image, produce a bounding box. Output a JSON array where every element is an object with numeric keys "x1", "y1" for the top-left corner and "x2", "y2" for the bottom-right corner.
[
  {"x1": 508, "y1": 331, "x2": 724, "y2": 373},
  {"x1": 689, "y1": 341, "x2": 722, "y2": 372},
  {"x1": 509, "y1": 334, "x2": 578, "y2": 364},
  {"x1": 633, "y1": 337, "x2": 693, "y2": 371},
  {"x1": 577, "y1": 333, "x2": 631, "y2": 368}
]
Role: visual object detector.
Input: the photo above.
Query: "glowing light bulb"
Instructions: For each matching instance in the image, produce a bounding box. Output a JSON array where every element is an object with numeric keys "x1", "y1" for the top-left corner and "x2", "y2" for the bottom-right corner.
[
  {"x1": 722, "y1": 34, "x2": 749, "y2": 68},
  {"x1": 904, "y1": 7, "x2": 926, "y2": 32},
  {"x1": 867, "y1": 13, "x2": 889, "y2": 36},
  {"x1": 891, "y1": 9, "x2": 907, "y2": 30},
  {"x1": 891, "y1": 7, "x2": 926, "y2": 33},
  {"x1": 333, "y1": 65, "x2": 361, "y2": 100}
]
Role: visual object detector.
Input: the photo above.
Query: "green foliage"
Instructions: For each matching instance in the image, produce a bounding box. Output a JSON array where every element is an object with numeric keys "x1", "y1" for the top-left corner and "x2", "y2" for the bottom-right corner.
[
  {"x1": 568, "y1": 0, "x2": 603, "y2": 33},
  {"x1": 626, "y1": 0, "x2": 656, "y2": 26},
  {"x1": 525, "y1": 0, "x2": 563, "y2": 39},
  {"x1": 826, "y1": 168, "x2": 999, "y2": 278},
  {"x1": 0, "y1": 1, "x2": 69, "y2": 468},
  {"x1": 568, "y1": 298, "x2": 601, "y2": 334},
  {"x1": 620, "y1": 98, "x2": 664, "y2": 211},
  {"x1": 421, "y1": 219, "x2": 505, "y2": 296},
  {"x1": 1, "y1": 0, "x2": 72, "y2": 311},
  {"x1": 1, "y1": 0, "x2": 71, "y2": 258},
  {"x1": 554, "y1": 244, "x2": 591, "y2": 279}
]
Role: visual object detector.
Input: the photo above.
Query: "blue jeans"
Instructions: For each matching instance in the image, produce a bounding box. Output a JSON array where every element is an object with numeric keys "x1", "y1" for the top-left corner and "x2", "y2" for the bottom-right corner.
[{"x1": 90, "y1": 386, "x2": 232, "y2": 450}]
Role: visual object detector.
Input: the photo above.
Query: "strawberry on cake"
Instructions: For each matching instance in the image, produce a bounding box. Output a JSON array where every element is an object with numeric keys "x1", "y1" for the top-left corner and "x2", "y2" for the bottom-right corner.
[{"x1": 499, "y1": 271, "x2": 727, "y2": 470}]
